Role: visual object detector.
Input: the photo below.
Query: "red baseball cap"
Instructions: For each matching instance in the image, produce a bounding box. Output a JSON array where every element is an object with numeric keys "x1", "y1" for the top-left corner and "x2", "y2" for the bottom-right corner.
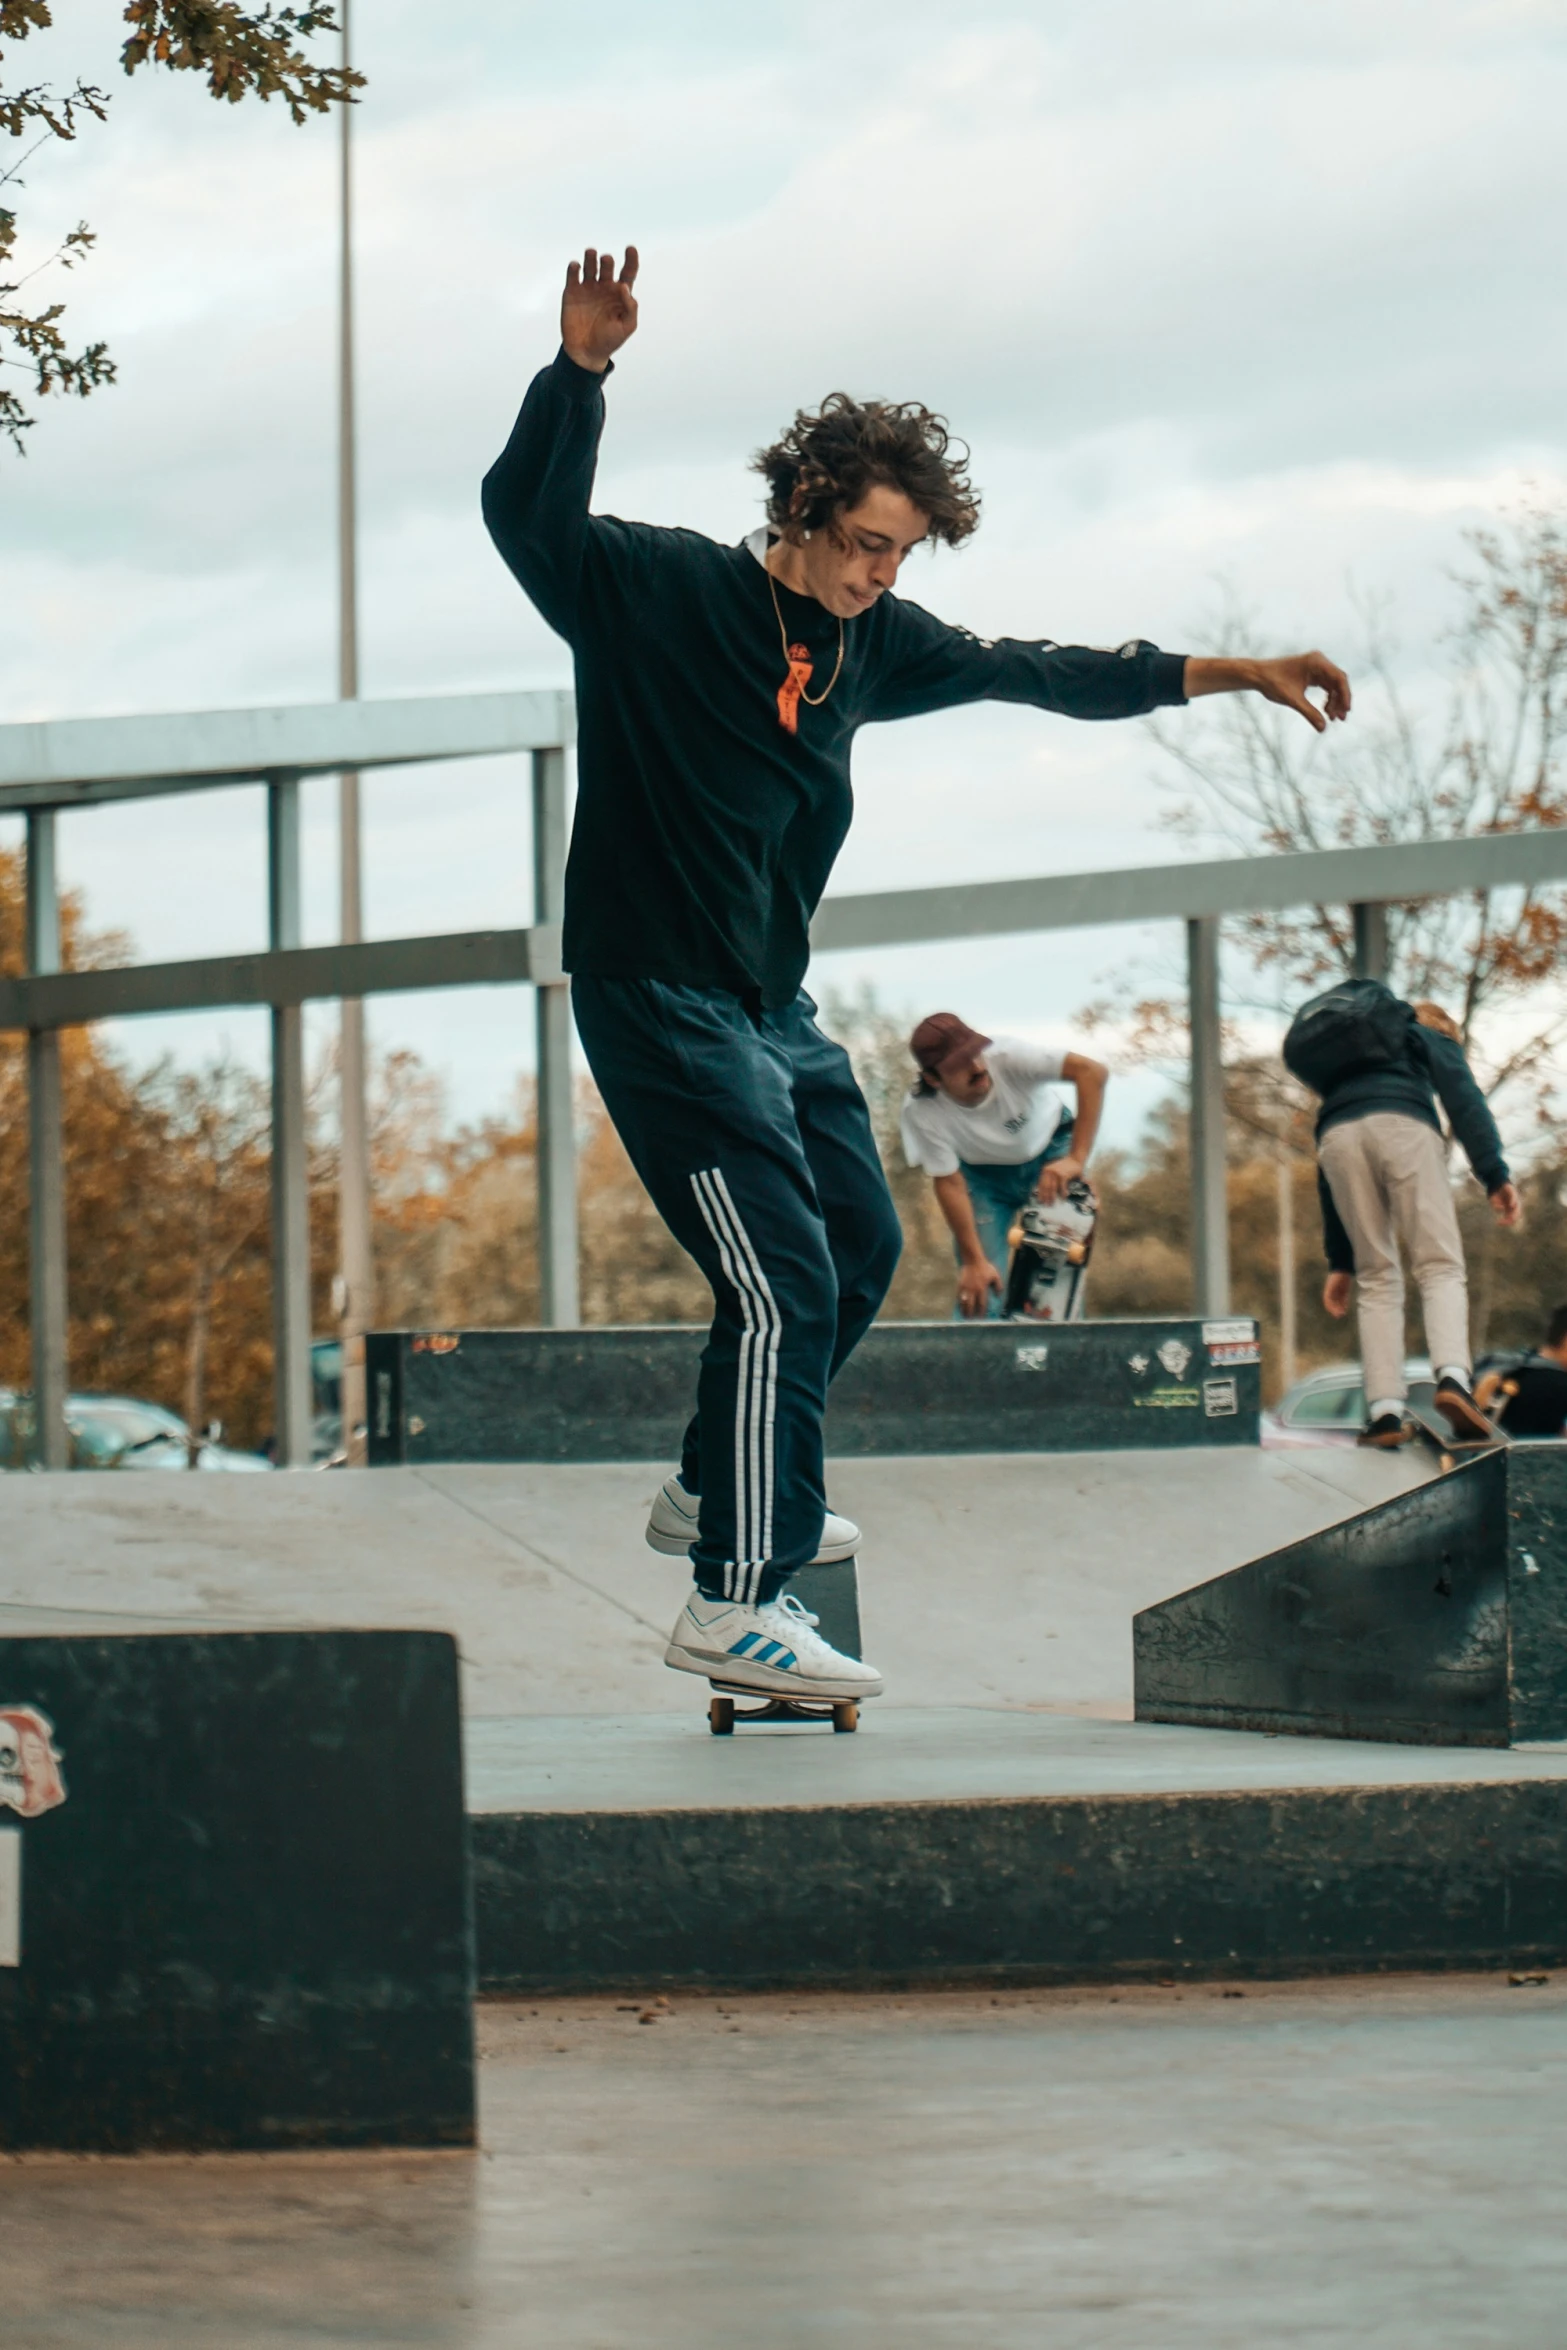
[{"x1": 910, "y1": 1011, "x2": 991, "y2": 1079}]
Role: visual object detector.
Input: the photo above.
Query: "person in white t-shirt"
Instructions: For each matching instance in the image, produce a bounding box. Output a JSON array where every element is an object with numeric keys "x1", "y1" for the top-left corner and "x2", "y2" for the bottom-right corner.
[{"x1": 899, "y1": 1011, "x2": 1109, "y2": 1319}]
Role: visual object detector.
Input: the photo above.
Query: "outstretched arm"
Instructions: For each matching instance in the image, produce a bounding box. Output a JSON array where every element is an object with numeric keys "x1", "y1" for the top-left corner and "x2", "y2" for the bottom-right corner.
[
  {"x1": 867, "y1": 608, "x2": 1352, "y2": 736},
  {"x1": 1184, "y1": 653, "x2": 1351, "y2": 735}
]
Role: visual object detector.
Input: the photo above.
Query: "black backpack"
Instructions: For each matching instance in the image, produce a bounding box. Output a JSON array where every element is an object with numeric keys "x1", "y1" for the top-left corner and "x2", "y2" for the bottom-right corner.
[{"x1": 1282, "y1": 978, "x2": 1414, "y2": 1096}]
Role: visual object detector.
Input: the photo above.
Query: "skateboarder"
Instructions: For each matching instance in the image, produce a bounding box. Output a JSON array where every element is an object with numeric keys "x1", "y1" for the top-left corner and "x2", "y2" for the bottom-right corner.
[
  {"x1": 1302, "y1": 993, "x2": 1521, "y2": 1447},
  {"x1": 482, "y1": 242, "x2": 1352, "y2": 1707},
  {"x1": 898, "y1": 1013, "x2": 1108, "y2": 1319}
]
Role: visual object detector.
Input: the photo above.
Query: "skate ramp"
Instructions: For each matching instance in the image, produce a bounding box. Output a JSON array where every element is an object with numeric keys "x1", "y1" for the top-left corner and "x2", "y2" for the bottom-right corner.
[
  {"x1": 1135, "y1": 1443, "x2": 1567, "y2": 1747},
  {"x1": 0, "y1": 1443, "x2": 1434, "y2": 1719}
]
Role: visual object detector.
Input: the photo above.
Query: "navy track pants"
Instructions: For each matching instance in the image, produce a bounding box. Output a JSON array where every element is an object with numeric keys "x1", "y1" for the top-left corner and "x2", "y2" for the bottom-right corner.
[{"x1": 572, "y1": 977, "x2": 902, "y2": 1605}]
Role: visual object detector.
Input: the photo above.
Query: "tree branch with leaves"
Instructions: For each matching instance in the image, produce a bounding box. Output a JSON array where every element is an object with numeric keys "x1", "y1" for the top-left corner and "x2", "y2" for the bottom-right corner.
[{"x1": 1, "y1": 0, "x2": 359, "y2": 453}]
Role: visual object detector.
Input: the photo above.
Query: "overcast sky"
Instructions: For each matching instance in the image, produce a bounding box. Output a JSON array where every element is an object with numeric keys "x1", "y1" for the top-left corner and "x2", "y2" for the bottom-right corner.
[{"x1": 6, "y1": 0, "x2": 1566, "y2": 1143}]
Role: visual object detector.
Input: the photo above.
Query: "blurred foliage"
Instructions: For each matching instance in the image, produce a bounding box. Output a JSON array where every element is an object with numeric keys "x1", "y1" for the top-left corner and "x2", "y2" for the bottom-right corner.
[{"x1": 1, "y1": 0, "x2": 359, "y2": 452}]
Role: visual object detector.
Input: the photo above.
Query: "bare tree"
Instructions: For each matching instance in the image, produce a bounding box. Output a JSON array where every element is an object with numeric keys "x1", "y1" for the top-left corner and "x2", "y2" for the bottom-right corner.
[{"x1": 1147, "y1": 502, "x2": 1567, "y2": 1122}]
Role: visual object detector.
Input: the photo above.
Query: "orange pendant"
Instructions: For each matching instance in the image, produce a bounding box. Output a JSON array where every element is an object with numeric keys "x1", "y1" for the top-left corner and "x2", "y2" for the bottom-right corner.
[{"x1": 777, "y1": 644, "x2": 813, "y2": 735}]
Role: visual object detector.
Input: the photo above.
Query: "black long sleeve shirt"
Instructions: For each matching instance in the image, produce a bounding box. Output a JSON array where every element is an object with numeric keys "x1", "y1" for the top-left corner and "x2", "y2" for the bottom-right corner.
[
  {"x1": 482, "y1": 349, "x2": 1190, "y2": 1007},
  {"x1": 1316, "y1": 1024, "x2": 1510, "y2": 1272}
]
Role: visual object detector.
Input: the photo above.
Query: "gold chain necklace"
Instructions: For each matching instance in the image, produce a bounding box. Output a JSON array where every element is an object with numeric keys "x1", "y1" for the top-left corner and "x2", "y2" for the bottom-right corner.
[{"x1": 768, "y1": 569, "x2": 845, "y2": 708}]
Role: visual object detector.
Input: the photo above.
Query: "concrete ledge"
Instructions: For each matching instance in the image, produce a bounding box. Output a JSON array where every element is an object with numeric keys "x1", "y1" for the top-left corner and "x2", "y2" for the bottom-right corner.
[
  {"x1": 367, "y1": 1318, "x2": 1262, "y2": 1465},
  {"x1": 468, "y1": 1714, "x2": 1567, "y2": 1994},
  {"x1": 0, "y1": 1629, "x2": 475, "y2": 2153},
  {"x1": 473, "y1": 1784, "x2": 1567, "y2": 1994}
]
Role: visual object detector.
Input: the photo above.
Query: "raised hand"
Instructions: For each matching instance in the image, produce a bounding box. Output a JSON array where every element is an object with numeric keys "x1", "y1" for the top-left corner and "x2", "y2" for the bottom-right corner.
[{"x1": 561, "y1": 246, "x2": 640, "y2": 375}]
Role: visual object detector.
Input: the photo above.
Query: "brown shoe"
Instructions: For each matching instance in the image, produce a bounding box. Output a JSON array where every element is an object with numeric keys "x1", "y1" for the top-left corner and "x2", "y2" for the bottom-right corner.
[
  {"x1": 1434, "y1": 1377, "x2": 1499, "y2": 1442},
  {"x1": 1358, "y1": 1411, "x2": 1415, "y2": 1448}
]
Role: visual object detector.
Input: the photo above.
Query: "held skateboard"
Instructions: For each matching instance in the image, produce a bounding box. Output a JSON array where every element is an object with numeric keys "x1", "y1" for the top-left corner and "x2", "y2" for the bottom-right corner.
[
  {"x1": 1003, "y1": 1179, "x2": 1098, "y2": 1322},
  {"x1": 707, "y1": 1684, "x2": 860, "y2": 1734}
]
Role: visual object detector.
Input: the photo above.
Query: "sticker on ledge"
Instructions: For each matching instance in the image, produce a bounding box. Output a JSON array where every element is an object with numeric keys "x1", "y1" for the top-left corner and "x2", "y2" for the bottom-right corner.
[
  {"x1": 1156, "y1": 1338, "x2": 1192, "y2": 1379},
  {"x1": 1128, "y1": 1353, "x2": 1150, "y2": 1376},
  {"x1": 1208, "y1": 1340, "x2": 1261, "y2": 1366},
  {"x1": 0, "y1": 1706, "x2": 67, "y2": 1820},
  {"x1": 1134, "y1": 1385, "x2": 1200, "y2": 1409},
  {"x1": 411, "y1": 1333, "x2": 461, "y2": 1356},
  {"x1": 1203, "y1": 1377, "x2": 1239, "y2": 1418},
  {"x1": 1202, "y1": 1320, "x2": 1255, "y2": 1348},
  {"x1": 1014, "y1": 1343, "x2": 1050, "y2": 1372}
]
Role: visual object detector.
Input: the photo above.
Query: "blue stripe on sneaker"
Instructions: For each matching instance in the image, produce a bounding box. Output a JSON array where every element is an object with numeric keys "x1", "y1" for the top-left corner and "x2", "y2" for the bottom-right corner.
[{"x1": 728, "y1": 1632, "x2": 761, "y2": 1657}]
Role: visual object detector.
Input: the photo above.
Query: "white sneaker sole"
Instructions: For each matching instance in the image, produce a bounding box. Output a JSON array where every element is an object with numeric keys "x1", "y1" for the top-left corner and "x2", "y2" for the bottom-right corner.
[
  {"x1": 663, "y1": 1639, "x2": 883, "y2": 1702},
  {"x1": 645, "y1": 1522, "x2": 863, "y2": 1563}
]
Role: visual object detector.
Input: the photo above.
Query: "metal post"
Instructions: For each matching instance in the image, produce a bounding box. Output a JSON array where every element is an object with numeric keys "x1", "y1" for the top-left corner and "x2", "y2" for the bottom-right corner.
[
  {"x1": 1276, "y1": 1151, "x2": 1297, "y2": 1393},
  {"x1": 269, "y1": 777, "x2": 313, "y2": 1465},
  {"x1": 1187, "y1": 915, "x2": 1230, "y2": 1318},
  {"x1": 335, "y1": 0, "x2": 373, "y2": 1464},
  {"x1": 532, "y1": 745, "x2": 579, "y2": 1326},
  {"x1": 25, "y1": 810, "x2": 68, "y2": 1469},
  {"x1": 1351, "y1": 900, "x2": 1389, "y2": 983}
]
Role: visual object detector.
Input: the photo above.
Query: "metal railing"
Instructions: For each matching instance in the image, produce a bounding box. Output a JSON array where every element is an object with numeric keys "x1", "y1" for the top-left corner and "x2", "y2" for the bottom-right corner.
[
  {"x1": 8, "y1": 689, "x2": 1566, "y2": 1466},
  {"x1": 0, "y1": 691, "x2": 575, "y2": 1468}
]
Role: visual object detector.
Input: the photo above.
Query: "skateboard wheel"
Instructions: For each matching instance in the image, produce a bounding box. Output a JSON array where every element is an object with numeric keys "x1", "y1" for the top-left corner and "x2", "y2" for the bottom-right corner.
[
  {"x1": 832, "y1": 1702, "x2": 858, "y2": 1733},
  {"x1": 709, "y1": 1696, "x2": 735, "y2": 1735}
]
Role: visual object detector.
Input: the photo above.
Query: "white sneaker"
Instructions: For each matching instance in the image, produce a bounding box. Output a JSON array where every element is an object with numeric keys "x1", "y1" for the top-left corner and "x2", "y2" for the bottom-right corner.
[
  {"x1": 664, "y1": 1590, "x2": 884, "y2": 1700},
  {"x1": 643, "y1": 1474, "x2": 861, "y2": 1563}
]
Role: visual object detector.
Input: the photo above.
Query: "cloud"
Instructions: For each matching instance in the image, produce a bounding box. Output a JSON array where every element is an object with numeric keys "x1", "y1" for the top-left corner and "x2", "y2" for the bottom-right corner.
[{"x1": 4, "y1": 0, "x2": 1565, "y2": 1128}]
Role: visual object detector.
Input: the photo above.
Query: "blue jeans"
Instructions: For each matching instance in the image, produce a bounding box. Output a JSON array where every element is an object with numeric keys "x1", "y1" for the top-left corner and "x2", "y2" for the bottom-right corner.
[
  {"x1": 953, "y1": 1121, "x2": 1075, "y2": 1321},
  {"x1": 573, "y1": 977, "x2": 903, "y2": 1605}
]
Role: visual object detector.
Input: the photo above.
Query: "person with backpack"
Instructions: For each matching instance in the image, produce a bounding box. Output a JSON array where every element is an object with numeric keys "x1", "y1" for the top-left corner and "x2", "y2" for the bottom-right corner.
[{"x1": 1284, "y1": 981, "x2": 1521, "y2": 1448}]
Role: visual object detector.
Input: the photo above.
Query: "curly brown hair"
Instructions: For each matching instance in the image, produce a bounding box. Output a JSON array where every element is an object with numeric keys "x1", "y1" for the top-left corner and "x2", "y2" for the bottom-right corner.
[{"x1": 752, "y1": 393, "x2": 980, "y2": 548}]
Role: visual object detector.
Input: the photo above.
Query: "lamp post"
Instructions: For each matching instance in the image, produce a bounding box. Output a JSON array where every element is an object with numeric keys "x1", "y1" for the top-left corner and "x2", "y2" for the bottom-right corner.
[{"x1": 336, "y1": 0, "x2": 373, "y2": 1462}]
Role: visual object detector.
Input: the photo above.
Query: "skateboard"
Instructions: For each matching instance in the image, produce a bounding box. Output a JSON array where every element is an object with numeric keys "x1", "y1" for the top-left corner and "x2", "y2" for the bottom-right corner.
[
  {"x1": 1003, "y1": 1178, "x2": 1098, "y2": 1322},
  {"x1": 707, "y1": 1684, "x2": 860, "y2": 1734},
  {"x1": 1405, "y1": 1411, "x2": 1508, "y2": 1474}
]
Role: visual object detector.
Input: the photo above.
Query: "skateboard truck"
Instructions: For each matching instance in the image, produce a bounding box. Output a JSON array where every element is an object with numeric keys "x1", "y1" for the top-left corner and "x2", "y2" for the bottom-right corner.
[{"x1": 707, "y1": 1682, "x2": 859, "y2": 1735}]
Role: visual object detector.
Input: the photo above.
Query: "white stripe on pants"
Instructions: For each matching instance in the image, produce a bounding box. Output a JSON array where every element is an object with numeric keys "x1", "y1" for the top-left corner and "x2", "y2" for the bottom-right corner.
[
  {"x1": 1318, "y1": 1112, "x2": 1471, "y2": 1408},
  {"x1": 689, "y1": 1167, "x2": 781, "y2": 1608}
]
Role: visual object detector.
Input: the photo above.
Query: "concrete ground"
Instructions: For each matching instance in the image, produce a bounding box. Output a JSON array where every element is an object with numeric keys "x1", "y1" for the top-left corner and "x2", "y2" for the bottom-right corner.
[
  {"x1": 0, "y1": 1443, "x2": 1431, "y2": 1717},
  {"x1": 3, "y1": 1973, "x2": 1565, "y2": 2349}
]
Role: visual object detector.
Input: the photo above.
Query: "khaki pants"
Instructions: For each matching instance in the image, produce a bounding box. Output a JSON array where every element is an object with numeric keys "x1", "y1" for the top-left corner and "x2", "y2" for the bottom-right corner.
[{"x1": 1318, "y1": 1113, "x2": 1471, "y2": 1409}]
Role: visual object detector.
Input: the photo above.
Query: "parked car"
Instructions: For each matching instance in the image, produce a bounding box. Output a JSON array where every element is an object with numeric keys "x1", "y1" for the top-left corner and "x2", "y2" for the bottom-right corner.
[
  {"x1": 1262, "y1": 1359, "x2": 1447, "y2": 1448},
  {"x1": 0, "y1": 1390, "x2": 271, "y2": 1472}
]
